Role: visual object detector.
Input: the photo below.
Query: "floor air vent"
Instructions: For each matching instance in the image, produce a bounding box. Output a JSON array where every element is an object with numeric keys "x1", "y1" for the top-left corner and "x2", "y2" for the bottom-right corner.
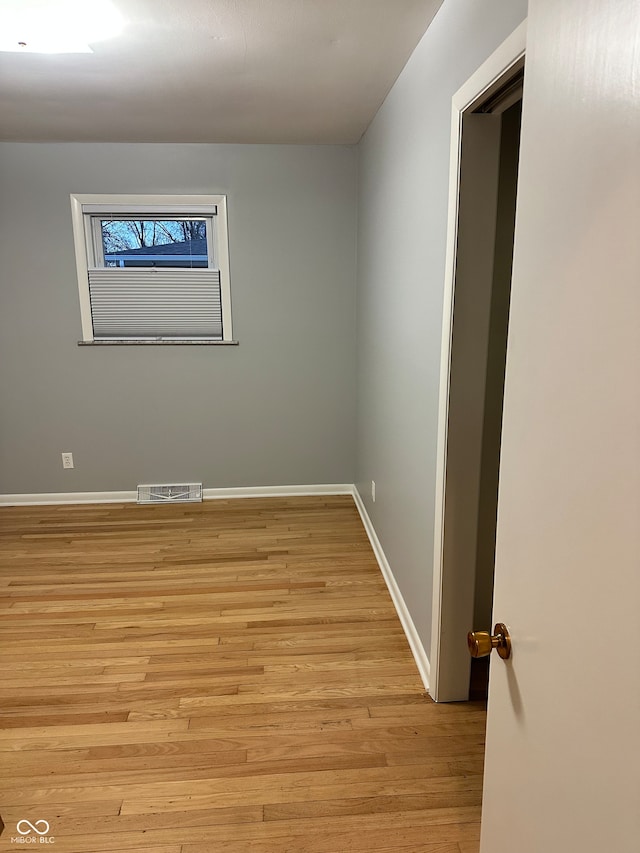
[{"x1": 137, "y1": 483, "x2": 203, "y2": 504}]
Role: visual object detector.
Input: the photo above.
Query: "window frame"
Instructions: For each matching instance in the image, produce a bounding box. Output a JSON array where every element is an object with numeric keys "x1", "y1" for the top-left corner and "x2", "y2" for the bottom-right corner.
[{"x1": 70, "y1": 194, "x2": 233, "y2": 343}]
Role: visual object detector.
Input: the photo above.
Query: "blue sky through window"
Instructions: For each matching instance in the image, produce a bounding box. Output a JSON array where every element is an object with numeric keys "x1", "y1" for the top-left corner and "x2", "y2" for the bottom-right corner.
[{"x1": 100, "y1": 219, "x2": 208, "y2": 268}]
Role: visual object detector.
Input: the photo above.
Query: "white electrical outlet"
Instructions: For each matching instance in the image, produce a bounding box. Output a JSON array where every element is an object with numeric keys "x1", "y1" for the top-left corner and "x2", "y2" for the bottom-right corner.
[
  {"x1": 371, "y1": 480, "x2": 376, "y2": 502},
  {"x1": 61, "y1": 452, "x2": 74, "y2": 469}
]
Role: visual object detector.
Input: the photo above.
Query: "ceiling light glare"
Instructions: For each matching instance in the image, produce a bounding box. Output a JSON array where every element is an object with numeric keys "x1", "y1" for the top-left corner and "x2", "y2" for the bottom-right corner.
[{"x1": 0, "y1": 0, "x2": 124, "y2": 54}]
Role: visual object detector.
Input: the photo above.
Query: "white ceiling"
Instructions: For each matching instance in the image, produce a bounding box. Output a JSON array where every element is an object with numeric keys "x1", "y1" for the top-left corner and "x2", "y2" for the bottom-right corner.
[{"x1": 0, "y1": 0, "x2": 443, "y2": 144}]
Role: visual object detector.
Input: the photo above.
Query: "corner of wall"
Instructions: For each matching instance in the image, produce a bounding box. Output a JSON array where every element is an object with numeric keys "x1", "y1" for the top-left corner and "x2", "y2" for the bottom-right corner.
[{"x1": 352, "y1": 486, "x2": 431, "y2": 691}]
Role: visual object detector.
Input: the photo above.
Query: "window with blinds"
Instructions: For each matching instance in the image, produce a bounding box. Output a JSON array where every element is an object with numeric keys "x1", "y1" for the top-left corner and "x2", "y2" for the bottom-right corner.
[{"x1": 70, "y1": 195, "x2": 233, "y2": 343}]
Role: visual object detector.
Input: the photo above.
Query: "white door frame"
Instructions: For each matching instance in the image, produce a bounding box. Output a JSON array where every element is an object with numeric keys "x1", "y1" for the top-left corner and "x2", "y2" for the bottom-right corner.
[{"x1": 429, "y1": 21, "x2": 527, "y2": 703}]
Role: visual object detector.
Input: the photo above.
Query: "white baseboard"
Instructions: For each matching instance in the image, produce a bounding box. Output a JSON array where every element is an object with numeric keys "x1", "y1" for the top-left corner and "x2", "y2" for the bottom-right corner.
[
  {"x1": 0, "y1": 484, "x2": 353, "y2": 507},
  {"x1": 203, "y1": 484, "x2": 353, "y2": 500},
  {"x1": 352, "y1": 486, "x2": 431, "y2": 692},
  {"x1": 0, "y1": 490, "x2": 138, "y2": 506}
]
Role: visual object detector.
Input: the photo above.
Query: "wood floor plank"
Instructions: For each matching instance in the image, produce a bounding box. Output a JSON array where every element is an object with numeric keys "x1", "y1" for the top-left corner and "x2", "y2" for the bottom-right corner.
[
  {"x1": 0, "y1": 810, "x2": 480, "y2": 851},
  {"x1": 119, "y1": 771, "x2": 482, "y2": 815},
  {"x1": 60, "y1": 846, "x2": 183, "y2": 853},
  {"x1": 0, "y1": 496, "x2": 485, "y2": 853}
]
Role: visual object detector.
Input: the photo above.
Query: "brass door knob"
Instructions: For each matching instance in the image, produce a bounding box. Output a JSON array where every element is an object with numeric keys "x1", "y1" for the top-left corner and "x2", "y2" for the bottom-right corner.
[{"x1": 467, "y1": 622, "x2": 511, "y2": 660}]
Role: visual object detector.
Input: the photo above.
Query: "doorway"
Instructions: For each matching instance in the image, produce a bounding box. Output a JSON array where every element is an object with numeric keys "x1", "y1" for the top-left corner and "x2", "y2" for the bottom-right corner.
[
  {"x1": 429, "y1": 23, "x2": 526, "y2": 703},
  {"x1": 468, "y1": 98, "x2": 522, "y2": 699}
]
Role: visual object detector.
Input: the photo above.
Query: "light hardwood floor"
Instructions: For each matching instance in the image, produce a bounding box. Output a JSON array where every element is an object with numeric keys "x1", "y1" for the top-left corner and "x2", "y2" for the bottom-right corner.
[{"x1": 0, "y1": 496, "x2": 485, "y2": 852}]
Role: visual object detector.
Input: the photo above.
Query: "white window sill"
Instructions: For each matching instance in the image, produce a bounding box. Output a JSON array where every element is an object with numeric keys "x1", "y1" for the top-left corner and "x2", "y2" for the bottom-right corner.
[{"x1": 78, "y1": 340, "x2": 239, "y2": 346}]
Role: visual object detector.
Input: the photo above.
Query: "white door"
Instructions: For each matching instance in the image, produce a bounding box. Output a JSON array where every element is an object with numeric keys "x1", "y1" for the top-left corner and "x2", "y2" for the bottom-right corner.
[{"x1": 480, "y1": 1, "x2": 640, "y2": 851}]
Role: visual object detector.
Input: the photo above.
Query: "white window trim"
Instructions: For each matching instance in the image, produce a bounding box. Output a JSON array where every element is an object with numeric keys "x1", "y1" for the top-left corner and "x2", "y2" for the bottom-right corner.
[{"x1": 70, "y1": 193, "x2": 233, "y2": 343}]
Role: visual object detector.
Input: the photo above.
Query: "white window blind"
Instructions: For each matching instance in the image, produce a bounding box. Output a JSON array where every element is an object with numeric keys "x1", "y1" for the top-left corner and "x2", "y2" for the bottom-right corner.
[{"x1": 87, "y1": 269, "x2": 222, "y2": 339}]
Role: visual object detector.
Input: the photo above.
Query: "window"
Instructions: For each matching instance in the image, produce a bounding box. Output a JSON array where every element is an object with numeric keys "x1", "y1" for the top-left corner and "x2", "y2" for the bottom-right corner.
[{"x1": 70, "y1": 194, "x2": 233, "y2": 343}]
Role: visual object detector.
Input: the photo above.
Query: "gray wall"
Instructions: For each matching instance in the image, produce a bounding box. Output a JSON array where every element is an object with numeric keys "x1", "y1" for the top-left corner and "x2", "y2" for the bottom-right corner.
[
  {"x1": 0, "y1": 143, "x2": 357, "y2": 494},
  {"x1": 355, "y1": 0, "x2": 527, "y2": 659}
]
